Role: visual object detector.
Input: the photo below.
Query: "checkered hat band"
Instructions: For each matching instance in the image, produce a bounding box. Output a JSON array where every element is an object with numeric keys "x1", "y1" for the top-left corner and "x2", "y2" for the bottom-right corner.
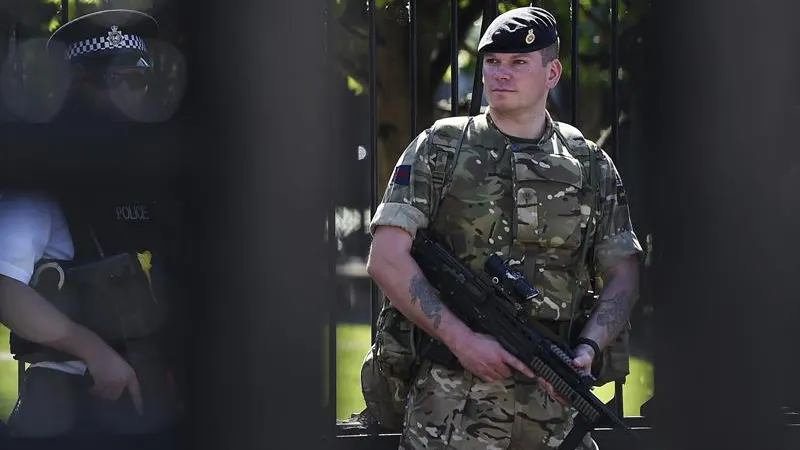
[{"x1": 65, "y1": 34, "x2": 147, "y2": 60}]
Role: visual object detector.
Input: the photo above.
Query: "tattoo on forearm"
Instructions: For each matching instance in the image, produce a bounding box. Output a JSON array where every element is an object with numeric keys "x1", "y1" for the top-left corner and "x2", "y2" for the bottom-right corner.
[
  {"x1": 593, "y1": 291, "x2": 629, "y2": 337},
  {"x1": 409, "y1": 273, "x2": 443, "y2": 329}
]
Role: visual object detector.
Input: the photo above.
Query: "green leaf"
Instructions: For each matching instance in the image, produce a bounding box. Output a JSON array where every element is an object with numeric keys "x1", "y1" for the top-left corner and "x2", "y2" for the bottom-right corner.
[
  {"x1": 346, "y1": 76, "x2": 364, "y2": 96},
  {"x1": 47, "y1": 17, "x2": 60, "y2": 33}
]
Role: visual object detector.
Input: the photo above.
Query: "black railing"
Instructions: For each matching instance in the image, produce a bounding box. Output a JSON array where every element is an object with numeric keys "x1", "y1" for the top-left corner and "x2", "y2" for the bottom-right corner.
[
  {"x1": 323, "y1": 1, "x2": 800, "y2": 447},
  {"x1": 570, "y1": 0, "x2": 579, "y2": 125},
  {"x1": 367, "y1": 0, "x2": 380, "y2": 352}
]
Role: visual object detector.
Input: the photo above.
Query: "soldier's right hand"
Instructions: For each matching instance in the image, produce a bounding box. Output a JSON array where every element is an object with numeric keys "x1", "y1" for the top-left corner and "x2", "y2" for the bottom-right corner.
[
  {"x1": 84, "y1": 344, "x2": 144, "y2": 415},
  {"x1": 452, "y1": 332, "x2": 535, "y2": 383}
]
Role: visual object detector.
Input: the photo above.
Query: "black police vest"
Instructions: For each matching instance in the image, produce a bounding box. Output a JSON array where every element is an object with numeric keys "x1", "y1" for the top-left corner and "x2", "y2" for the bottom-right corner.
[{"x1": 9, "y1": 194, "x2": 174, "y2": 363}]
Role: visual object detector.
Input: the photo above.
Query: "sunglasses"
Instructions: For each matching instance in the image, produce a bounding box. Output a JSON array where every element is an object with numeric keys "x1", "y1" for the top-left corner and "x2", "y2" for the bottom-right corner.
[{"x1": 93, "y1": 71, "x2": 150, "y2": 90}]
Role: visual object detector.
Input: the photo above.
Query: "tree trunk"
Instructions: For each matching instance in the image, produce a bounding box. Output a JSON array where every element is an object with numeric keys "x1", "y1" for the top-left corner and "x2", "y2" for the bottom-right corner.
[{"x1": 374, "y1": 2, "x2": 439, "y2": 193}]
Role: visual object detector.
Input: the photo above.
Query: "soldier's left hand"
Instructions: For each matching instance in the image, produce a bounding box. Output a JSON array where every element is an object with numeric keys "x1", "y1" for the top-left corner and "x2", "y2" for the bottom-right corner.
[
  {"x1": 571, "y1": 344, "x2": 595, "y2": 375},
  {"x1": 538, "y1": 344, "x2": 595, "y2": 405}
]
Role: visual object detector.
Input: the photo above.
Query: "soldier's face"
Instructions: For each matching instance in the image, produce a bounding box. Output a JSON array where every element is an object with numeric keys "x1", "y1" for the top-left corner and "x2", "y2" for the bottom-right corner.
[{"x1": 482, "y1": 52, "x2": 561, "y2": 114}]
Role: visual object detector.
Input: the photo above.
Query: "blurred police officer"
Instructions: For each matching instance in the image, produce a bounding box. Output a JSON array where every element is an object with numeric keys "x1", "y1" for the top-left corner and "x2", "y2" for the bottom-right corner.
[{"x1": 3, "y1": 9, "x2": 186, "y2": 437}]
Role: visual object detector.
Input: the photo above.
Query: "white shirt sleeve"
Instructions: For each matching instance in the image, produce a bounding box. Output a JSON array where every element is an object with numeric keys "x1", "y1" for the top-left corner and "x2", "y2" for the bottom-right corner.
[{"x1": 0, "y1": 191, "x2": 57, "y2": 284}]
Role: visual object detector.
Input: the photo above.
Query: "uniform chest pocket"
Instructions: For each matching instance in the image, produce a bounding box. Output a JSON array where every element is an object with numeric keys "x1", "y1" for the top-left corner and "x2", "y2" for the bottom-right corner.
[{"x1": 514, "y1": 152, "x2": 587, "y2": 249}]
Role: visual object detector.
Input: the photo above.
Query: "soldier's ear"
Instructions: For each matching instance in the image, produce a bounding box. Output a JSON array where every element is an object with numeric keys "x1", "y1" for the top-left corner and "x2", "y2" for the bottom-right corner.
[{"x1": 547, "y1": 59, "x2": 562, "y2": 88}]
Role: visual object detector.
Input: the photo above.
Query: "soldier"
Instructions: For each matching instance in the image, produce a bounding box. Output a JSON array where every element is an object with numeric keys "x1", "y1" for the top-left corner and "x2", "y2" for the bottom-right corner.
[
  {"x1": 1, "y1": 9, "x2": 186, "y2": 437},
  {"x1": 365, "y1": 6, "x2": 642, "y2": 450}
]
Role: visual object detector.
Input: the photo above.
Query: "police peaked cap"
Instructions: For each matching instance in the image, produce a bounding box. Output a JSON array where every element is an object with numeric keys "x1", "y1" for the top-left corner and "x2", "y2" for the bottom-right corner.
[
  {"x1": 477, "y1": 6, "x2": 558, "y2": 54},
  {"x1": 47, "y1": 9, "x2": 159, "y2": 69}
]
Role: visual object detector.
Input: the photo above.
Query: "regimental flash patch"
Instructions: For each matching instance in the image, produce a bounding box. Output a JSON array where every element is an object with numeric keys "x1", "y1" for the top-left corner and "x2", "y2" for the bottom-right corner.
[{"x1": 392, "y1": 165, "x2": 411, "y2": 185}]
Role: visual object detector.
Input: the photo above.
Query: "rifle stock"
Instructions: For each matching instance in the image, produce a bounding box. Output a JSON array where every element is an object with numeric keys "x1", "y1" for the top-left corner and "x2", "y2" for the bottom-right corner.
[{"x1": 410, "y1": 229, "x2": 643, "y2": 450}]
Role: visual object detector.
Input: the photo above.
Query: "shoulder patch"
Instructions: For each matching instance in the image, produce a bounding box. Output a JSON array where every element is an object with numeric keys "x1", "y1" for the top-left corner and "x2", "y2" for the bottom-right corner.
[
  {"x1": 392, "y1": 165, "x2": 411, "y2": 185},
  {"x1": 615, "y1": 172, "x2": 628, "y2": 206},
  {"x1": 616, "y1": 184, "x2": 628, "y2": 206}
]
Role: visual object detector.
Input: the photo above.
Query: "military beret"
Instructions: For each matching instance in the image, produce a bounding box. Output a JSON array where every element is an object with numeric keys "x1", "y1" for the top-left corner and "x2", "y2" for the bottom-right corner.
[
  {"x1": 477, "y1": 6, "x2": 558, "y2": 54},
  {"x1": 46, "y1": 9, "x2": 159, "y2": 70}
]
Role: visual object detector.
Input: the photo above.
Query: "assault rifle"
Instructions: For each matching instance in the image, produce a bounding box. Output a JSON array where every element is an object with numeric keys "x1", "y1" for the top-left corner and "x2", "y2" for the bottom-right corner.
[{"x1": 410, "y1": 230, "x2": 643, "y2": 450}]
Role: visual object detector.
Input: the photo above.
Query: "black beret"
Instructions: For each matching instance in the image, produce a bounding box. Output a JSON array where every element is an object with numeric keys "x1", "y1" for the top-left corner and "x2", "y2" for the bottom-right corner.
[
  {"x1": 477, "y1": 6, "x2": 558, "y2": 54},
  {"x1": 46, "y1": 9, "x2": 159, "y2": 70}
]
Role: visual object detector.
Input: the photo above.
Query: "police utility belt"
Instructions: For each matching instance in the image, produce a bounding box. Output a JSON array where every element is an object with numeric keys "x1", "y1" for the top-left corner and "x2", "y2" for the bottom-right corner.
[{"x1": 10, "y1": 252, "x2": 165, "y2": 363}]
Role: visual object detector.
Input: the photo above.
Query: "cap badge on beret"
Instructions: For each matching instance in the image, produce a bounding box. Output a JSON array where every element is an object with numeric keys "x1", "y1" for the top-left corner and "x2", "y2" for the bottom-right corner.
[
  {"x1": 525, "y1": 29, "x2": 535, "y2": 45},
  {"x1": 107, "y1": 25, "x2": 123, "y2": 46}
]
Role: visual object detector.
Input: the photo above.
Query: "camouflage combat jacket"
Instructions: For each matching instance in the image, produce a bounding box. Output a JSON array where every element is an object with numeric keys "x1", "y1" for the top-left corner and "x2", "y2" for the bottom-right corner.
[
  {"x1": 370, "y1": 110, "x2": 642, "y2": 322},
  {"x1": 359, "y1": 110, "x2": 643, "y2": 430}
]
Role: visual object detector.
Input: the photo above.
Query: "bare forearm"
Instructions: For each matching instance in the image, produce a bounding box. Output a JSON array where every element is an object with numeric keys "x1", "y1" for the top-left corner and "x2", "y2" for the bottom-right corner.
[
  {"x1": 0, "y1": 275, "x2": 105, "y2": 360},
  {"x1": 580, "y1": 258, "x2": 640, "y2": 350},
  {"x1": 367, "y1": 253, "x2": 471, "y2": 348}
]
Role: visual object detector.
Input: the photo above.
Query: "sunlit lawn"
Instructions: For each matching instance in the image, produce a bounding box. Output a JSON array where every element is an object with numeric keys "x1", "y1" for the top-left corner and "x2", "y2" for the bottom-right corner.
[
  {"x1": 0, "y1": 326, "x2": 18, "y2": 422},
  {"x1": 0, "y1": 323, "x2": 653, "y2": 425},
  {"x1": 336, "y1": 323, "x2": 653, "y2": 419}
]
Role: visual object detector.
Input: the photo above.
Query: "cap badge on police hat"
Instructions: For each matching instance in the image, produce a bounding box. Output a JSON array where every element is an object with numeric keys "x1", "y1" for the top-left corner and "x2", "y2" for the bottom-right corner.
[
  {"x1": 46, "y1": 9, "x2": 160, "y2": 69},
  {"x1": 107, "y1": 25, "x2": 123, "y2": 46},
  {"x1": 525, "y1": 29, "x2": 535, "y2": 45}
]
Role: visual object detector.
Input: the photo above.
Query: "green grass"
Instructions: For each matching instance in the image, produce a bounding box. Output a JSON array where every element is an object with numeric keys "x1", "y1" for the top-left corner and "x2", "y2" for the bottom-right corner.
[
  {"x1": 336, "y1": 324, "x2": 374, "y2": 419},
  {"x1": 593, "y1": 357, "x2": 654, "y2": 416},
  {"x1": 335, "y1": 323, "x2": 654, "y2": 419},
  {"x1": 0, "y1": 326, "x2": 19, "y2": 422},
  {"x1": 0, "y1": 322, "x2": 653, "y2": 423}
]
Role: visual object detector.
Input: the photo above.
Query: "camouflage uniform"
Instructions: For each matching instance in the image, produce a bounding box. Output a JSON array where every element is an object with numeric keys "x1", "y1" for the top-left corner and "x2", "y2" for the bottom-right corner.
[{"x1": 369, "y1": 110, "x2": 642, "y2": 450}]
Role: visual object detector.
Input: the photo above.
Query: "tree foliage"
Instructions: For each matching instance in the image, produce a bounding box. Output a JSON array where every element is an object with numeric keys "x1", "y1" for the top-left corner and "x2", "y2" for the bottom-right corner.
[
  {"x1": 332, "y1": 0, "x2": 651, "y2": 191},
  {"x1": 1, "y1": 0, "x2": 650, "y2": 190},
  {"x1": 2, "y1": 0, "x2": 158, "y2": 36}
]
